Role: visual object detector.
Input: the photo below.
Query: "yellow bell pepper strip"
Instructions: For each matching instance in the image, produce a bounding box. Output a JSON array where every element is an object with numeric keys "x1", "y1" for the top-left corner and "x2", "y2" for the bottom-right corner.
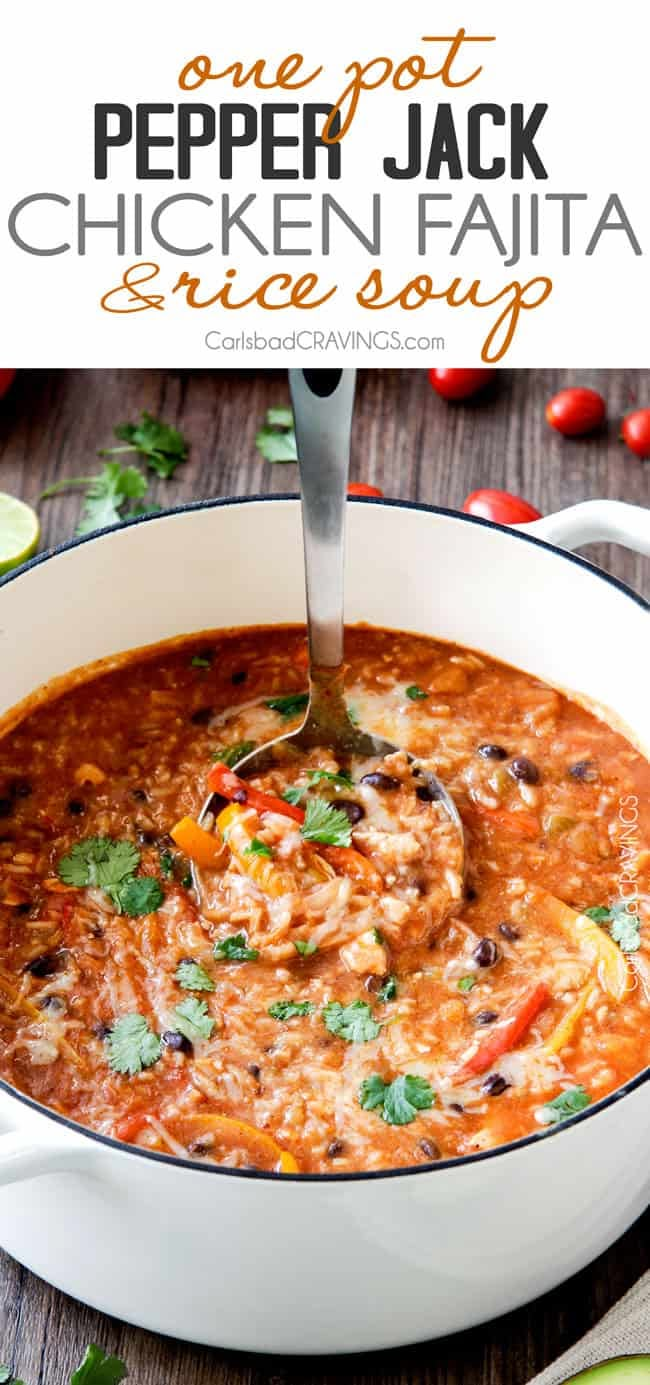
[
  {"x1": 545, "y1": 983, "x2": 596, "y2": 1055},
  {"x1": 455, "y1": 982, "x2": 550, "y2": 1082},
  {"x1": 171, "y1": 1112, "x2": 299, "y2": 1172},
  {"x1": 208, "y1": 764, "x2": 383, "y2": 892},
  {"x1": 170, "y1": 815, "x2": 226, "y2": 870},
  {"x1": 528, "y1": 889, "x2": 629, "y2": 1003},
  {"x1": 217, "y1": 803, "x2": 297, "y2": 897}
]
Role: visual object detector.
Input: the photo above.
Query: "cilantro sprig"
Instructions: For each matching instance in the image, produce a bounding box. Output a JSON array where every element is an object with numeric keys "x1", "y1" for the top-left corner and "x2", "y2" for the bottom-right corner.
[
  {"x1": 300, "y1": 798, "x2": 352, "y2": 848},
  {"x1": 57, "y1": 837, "x2": 164, "y2": 916},
  {"x1": 0, "y1": 1345, "x2": 127, "y2": 1385},
  {"x1": 245, "y1": 838, "x2": 273, "y2": 859},
  {"x1": 323, "y1": 1000, "x2": 381, "y2": 1043},
  {"x1": 268, "y1": 999, "x2": 315, "y2": 1020},
  {"x1": 540, "y1": 1085, "x2": 591, "y2": 1125},
  {"x1": 212, "y1": 740, "x2": 256, "y2": 768},
  {"x1": 214, "y1": 933, "x2": 259, "y2": 962},
  {"x1": 294, "y1": 938, "x2": 318, "y2": 957},
  {"x1": 584, "y1": 900, "x2": 641, "y2": 953},
  {"x1": 377, "y1": 975, "x2": 397, "y2": 1002},
  {"x1": 172, "y1": 997, "x2": 215, "y2": 1041},
  {"x1": 175, "y1": 960, "x2": 215, "y2": 992},
  {"x1": 405, "y1": 684, "x2": 428, "y2": 701},
  {"x1": 256, "y1": 405, "x2": 297, "y2": 463},
  {"x1": 359, "y1": 1073, "x2": 435, "y2": 1126},
  {"x1": 457, "y1": 976, "x2": 476, "y2": 993},
  {"x1": 265, "y1": 692, "x2": 309, "y2": 719},
  {"x1": 105, "y1": 412, "x2": 188, "y2": 479},
  {"x1": 106, "y1": 1014, "x2": 162, "y2": 1076}
]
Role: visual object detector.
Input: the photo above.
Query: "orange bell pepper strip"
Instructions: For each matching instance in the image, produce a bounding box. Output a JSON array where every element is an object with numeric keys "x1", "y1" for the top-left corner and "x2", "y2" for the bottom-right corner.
[
  {"x1": 216, "y1": 803, "x2": 297, "y2": 897},
  {"x1": 455, "y1": 982, "x2": 550, "y2": 1081},
  {"x1": 465, "y1": 802, "x2": 541, "y2": 840},
  {"x1": 170, "y1": 816, "x2": 226, "y2": 869},
  {"x1": 207, "y1": 765, "x2": 382, "y2": 892},
  {"x1": 527, "y1": 889, "x2": 628, "y2": 1003},
  {"x1": 171, "y1": 1112, "x2": 299, "y2": 1172}
]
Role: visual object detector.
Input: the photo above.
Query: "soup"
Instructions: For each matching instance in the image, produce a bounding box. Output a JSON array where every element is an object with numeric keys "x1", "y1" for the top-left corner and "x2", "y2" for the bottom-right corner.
[{"x1": 0, "y1": 626, "x2": 648, "y2": 1173}]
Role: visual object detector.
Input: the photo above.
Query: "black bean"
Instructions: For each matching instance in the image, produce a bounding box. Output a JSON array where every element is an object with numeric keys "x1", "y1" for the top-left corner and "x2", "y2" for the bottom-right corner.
[
  {"x1": 190, "y1": 706, "x2": 214, "y2": 726},
  {"x1": 482, "y1": 1073, "x2": 509, "y2": 1097},
  {"x1": 188, "y1": 1138, "x2": 214, "y2": 1155},
  {"x1": 477, "y1": 744, "x2": 508, "y2": 761},
  {"x1": 416, "y1": 783, "x2": 443, "y2": 803},
  {"x1": 10, "y1": 778, "x2": 33, "y2": 799},
  {"x1": 465, "y1": 885, "x2": 478, "y2": 903},
  {"x1": 473, "y1": 938, "x2": 499, "y2": 968},
  {"x1": 14, "y1": 902, "x2": 32, "y2": 916},
  {"x1": 509, "y1": 757, "x2": 540, "y2": 784},
  {"x1": 178, "y1": 955, "x2": 196, "y2": 966},
  {"x1": 499, "y1": 922, "x2": 520, "y2": 942},
  {"x1": 137, "y1": 829, "x2": 157, "y2": 845},
  {"x1": 569, "y1": 760, "x2": 598, "y2": 783},
  {"x1": 247, "y1": 1063, "x2": 261, "y2": 1080},
  {"x1": 475, "y1": 1010, "x2": 499, "y2": 1026},
  {"x1": 364, "y1": 973, "x2": 389, "y2": 995},
  {"x1": 24, "y1": 953, "x2": 57, "y2": 978},
  {"x1": 131, "y1": 788, "x2": 148, "y2": 802},
  {"x1": 232, "y1": 788, "x2": 248, "y2": 804},
  {"x1": 418, "y1": 1138, "x2": 441, "y2": 1160},
  {"x1": 337, "y1": 799, "x2": 365, "y2": 825},
  {"x1": 326, "y1": 1140, "x2": 345, "y2": 1158},
  {"x1": 39, "y1": 995, "x2": 66, "y2": 1014},
  {"x1": 449, "y1": 1102, "x2": 464, "y2": 1114},
  {"x1": 67, "y1": 799, "x2": 86, "y2": 816},
  {"x1": 231, "y1": 670, "x2": 247, "y2": 686},
  {"x1": 92, "y1": 1022, "x2": 111, "y2": 1041},
  {"x1": 0, "y1": 798, "x2": 14, "y2": 818},
  {"x1": 360, "y1": 772, "x2": 401, "y2": 791},
  {"x1": 162, "y1": 1030, "x2": 192, "y2": 1054}
]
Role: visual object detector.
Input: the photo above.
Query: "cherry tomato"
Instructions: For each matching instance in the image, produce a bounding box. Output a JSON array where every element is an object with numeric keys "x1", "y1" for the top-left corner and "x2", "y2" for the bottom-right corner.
[
  {"x1": 545, "y1": 387, "x2": 606, "y2": 437},
  {"x1": 0, "y1": 370, "x2": 16, "y2": 399},
  {"x1": 462, "y1": 489, "x2": 542, "y2": 525},
  {"x1": 347, "y1": 482, "x2": 384, "y2": 498},
  {"x1": 429, "y1": 368, "x2": 496, "y2": 402},
  {"x1": 621, "y1": 409, "x2": 650, "y2": 460}
]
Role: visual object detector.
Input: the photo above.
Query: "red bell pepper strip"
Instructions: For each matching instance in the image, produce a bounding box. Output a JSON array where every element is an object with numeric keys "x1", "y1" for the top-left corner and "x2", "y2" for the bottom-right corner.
[
  {"x1": 465, "y1": 803, "x2": 541, "y2": 840},
  {"x1": 454, "y1": 982, "x2": 550, "y2": 1081}
]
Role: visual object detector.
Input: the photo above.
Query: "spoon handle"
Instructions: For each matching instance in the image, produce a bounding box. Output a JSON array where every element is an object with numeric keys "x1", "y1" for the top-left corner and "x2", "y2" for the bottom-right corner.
[{"x1": 289, "y1": 369, "x2": 356, "y2": 670}]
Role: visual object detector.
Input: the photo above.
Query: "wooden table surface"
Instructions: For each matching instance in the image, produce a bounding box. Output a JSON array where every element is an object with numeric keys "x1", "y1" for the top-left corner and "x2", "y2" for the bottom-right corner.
[{"x1": 0, "y1": 367, "x2": 648, "y2": 1384}]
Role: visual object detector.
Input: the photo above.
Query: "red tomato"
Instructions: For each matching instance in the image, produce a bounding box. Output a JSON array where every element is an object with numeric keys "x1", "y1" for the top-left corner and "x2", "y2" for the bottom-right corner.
[
  {"x1": 429, "y1": 368, "x2": 496, "y2": 401},
  {"x1": 545, "y1": 387, "x2": 606, "y2": 437},
  {"x1": 347, "y1": 482, "x2": 384, "y2": 497},
  {"x1": 0, "y1": 369, "x2": 16, "y2": 399},
  {"x1": 621, "y1": 409, "x2": 650, "y2": 459},
  {"x1": 462, "y1": 489, "x2": 542, "y2": 525}
]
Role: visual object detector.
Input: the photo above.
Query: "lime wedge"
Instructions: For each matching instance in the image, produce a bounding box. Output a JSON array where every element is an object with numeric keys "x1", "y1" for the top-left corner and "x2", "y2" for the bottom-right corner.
[{"x1": 0, "y1": 492, "x2": 40, "y2": 576}]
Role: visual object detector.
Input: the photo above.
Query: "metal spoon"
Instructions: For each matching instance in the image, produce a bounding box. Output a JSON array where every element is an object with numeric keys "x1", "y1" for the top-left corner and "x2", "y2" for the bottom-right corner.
[{"x1": 194, "y1": 368, "x2": 464, "y2": 920}]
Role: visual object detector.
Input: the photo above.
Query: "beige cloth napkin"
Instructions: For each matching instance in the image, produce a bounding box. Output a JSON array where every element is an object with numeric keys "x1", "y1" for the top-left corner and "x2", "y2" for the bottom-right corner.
[{"x1": 529, "y1": 1273, "x2": 650, "y2": 1383}]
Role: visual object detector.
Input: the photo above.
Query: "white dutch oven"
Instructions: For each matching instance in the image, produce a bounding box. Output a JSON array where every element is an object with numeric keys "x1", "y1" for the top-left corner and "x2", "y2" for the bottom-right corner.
[{"x1": 0, "y1": 497, "x2": 648, "y2": 1355}]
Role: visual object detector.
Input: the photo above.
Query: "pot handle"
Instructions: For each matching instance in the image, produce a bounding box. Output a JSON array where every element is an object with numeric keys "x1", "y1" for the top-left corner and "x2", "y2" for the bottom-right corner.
[
  {"x1": 0, "y1": 1127, "x2": 97, "y2": 1186},
  {"x1": 518, "y1": 500, "x2": 650, "y2": 557}
]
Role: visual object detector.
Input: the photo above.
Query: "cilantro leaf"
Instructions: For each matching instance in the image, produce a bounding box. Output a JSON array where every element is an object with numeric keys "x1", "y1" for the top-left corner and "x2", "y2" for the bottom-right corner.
[
  {"x1": 110, "y1": 411, "x2": 188, "y2": 479},
  {"x1": 268, "y1": 999, "x2": 315, "y2": 1020},
  {"x1": 172, "y1": 997, "x2": 215, "y2": 1041},
  {"x1": 265, "y1": 692, "x2": 309, "y2": 719},
  {"x1": 256, "y1": 406, "x2": 297, "y2": 463},
  {"x1": 191, "y1": 654, "x2": 211, "y2": 669},
  {"x1": 282, "y1": 785, "x2": 305, "y2": 806},
  {"x1": 159, "y1": 851, "x2": 175, "y2": 878},
  {"x1": 359, "y1": 1073, "x2": 435, "y2": 1125},
  {"x1": 212, "y1": 740, "x2": 256, "y2": 768},
  {"x1": 175, "y1": 960, "x2": 215, "y2": 992},
  {"x1": 584, "y1": 901, "x2": 641, "y2": 953},
  {"x1": 58, "y1": 838, "x2": 140, "y2": 891},
  {"x1": 584, "y1": 906, "x2": 611, "y2": 923},
  {"x1": 377, "y1": 974, "x2": 397, "y2": 1002},
  {"x1": 40, "y1": 461, "x2": 150, "y2": 537},
  {"x1": 70, "y1": 1345, "x2": 128, "y2": 1385},
  {"x1": 301, "y1": 798, "x2": 352, "y2": 848},
  {"x1": 116, "y1": 877, "x2": 164, "y2": 917},
  {"x1": 214, "y1": 933, "x2": 259, "y2": 962},
  {"x1": 305, "y1": 769, "x2": 353, "y2": 789},
  {"x1": 106, "y1": 1014, "x2": 162, "y2": 1076},
  {"x1": 0, "y1": 1368, "x2": 13, "y2": 1384},
  {"x1": 294, "y1": 938, "x2": 318, "y2": 957},
  {"x1": 322, "y1": 1000, "x2": 381, "y2": 1043},
  {"x1": 405, "y1": 684, "x2": 428, "y2": 701},
  {"x1": 540, "y1": 1085, "x2": 591, "y2": 1125},
  {"x1": 457, "y1": 976, "x2": 476, "y2": 993},
  {"x1": 244, "y1": 838, "x2": 273, "y2": 859}
]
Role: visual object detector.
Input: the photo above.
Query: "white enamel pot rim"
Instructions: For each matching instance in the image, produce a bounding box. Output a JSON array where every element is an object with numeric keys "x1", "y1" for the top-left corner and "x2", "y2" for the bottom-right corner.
[{"x1": 0, "y1": 493, "x2": 648, "y2": 1189}]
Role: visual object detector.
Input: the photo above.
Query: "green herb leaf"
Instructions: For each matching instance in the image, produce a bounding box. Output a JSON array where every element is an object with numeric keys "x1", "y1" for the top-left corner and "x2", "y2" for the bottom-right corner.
[
  {"x1": 265, "y1": 692, "x2": 309, "y2": 719},
  {"x1": 172, "y1": 997, "x2": 215, "y2": 1041},
  {"x1": 405, "y1": 684, "x2": 428, "y2": 701},
  {"x1": 191, "y1": 654, "x2": 212, "y2": 669},
  {"x1": 282, "y1": 785, "x2": 305, "y2": 806},
  {"x1": 377, "y1": 974, "x2": 398, "y2": 1002},
  {"x1": 372, "y1": 927, "x2": 384, "y2": 944},
  {"x1": 214, "y1": 933, "x2": 259, "y2": 962},
  {"x1": 58, "y1": 837, "x2": 140, "y2": 892},
  {"x1": 256, "y1": 407, "x2": 297, "y2": 463},
  {"x1": 159, "y1": 851, "x2": 175, "y2": 878},
  {"x1": 294, "y1": 938, "x2": 318, "y2": 957},
  {"x1": 0, "y1": 1368, "x2": 13, "y2": 1384},
  {"x1": 322, "y1": 1000, "x2": 381, "y2": 1043},
  {"x1": 181, "y1": 872, "x2": 192, "y2": 889},
  {"x1": 305, "y1": 769, "x2": 353, "y2": 789},
  {"x1": 244, "y1": 838, "x2": 273, "y2": 859},
  {"x1": 116, "y1": 876, "x2": 164, "y2": 917},
  {"x1": 540, "y1": 1085, "x2": 591, "y2": 1125},
  {"x1": 359, "y1": 1073, "x2": 435, "y2": 1125},
  {"x1": 584, "y1": 901, "x2": 641, "y2": 953},
  {"x1": 213, "y1": 740, "x2": 256, "y2": 768},
  {"x1": 110, "y1": 411, "x2": 188, "y2": 479},
  {"x1": 69, "y1": 1344, "x2": 128, "y2": 1385},
  {"x1": 106, "y1": 1014, "x2": 162, "y2": 1076},
  {"x1": 301, "y1": 798, "x2": 352, "y2": 848},
  {"x1": 40, "y1": 461, "x2": 149, "y2": 537},
  {"x1": 584, "y1": 906, "x2": 611, "y2": 923},
  {"x1": 457, "y1": 976, "x2": 476, "y2": 993},
  {"x1": 175, "y1": 960, "x2": 215, "y2": 992},
  {"x1": 268, "y1": 999, "x2": 315, "y2": 1020}
]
